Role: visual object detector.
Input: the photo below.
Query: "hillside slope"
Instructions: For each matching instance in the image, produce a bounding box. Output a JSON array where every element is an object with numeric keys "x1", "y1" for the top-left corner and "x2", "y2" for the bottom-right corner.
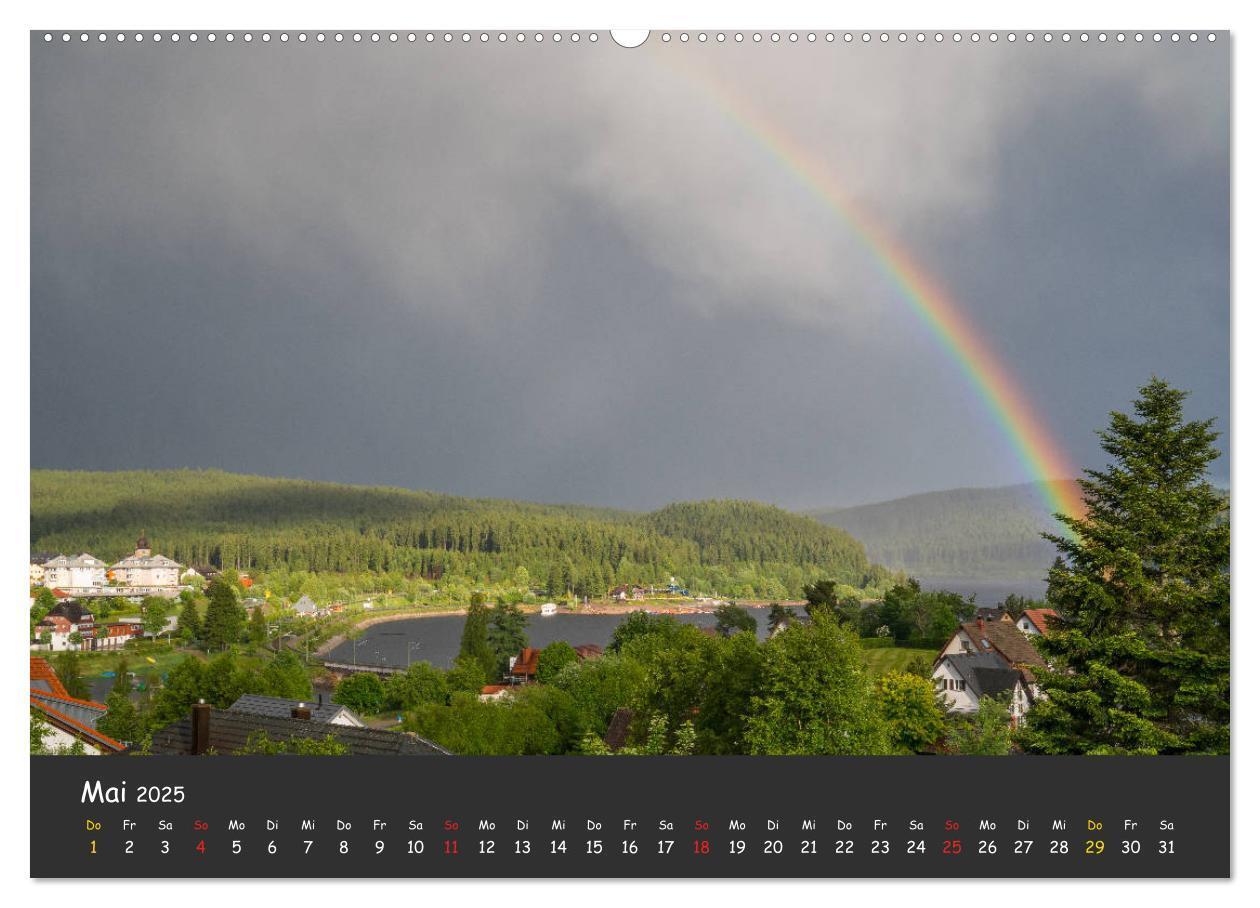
[
  {"x1": 30, "y1": 469, "x2": 892, "y2": 599},
  {"x1": 810, "y1": 481, "x2": 1082, "y2": 583}
]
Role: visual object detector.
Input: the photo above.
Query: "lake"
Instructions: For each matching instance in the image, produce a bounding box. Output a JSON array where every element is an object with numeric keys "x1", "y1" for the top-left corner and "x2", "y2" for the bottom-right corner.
[
  {"x1": 325, "y1": 574, "x2": 1050, "y2": 671},
  {"x1": 325, "y1": 606, "x2": 796, "y2": 670}
]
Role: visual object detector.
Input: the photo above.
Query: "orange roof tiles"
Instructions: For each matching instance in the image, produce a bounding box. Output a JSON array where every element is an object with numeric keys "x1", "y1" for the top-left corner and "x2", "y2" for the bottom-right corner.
[
  {"x1": 30, "y1": 695, "x2": 124, "y2": 753},
  {"x1": 510, "y1": 647, "x2": 541, "y2": 677},
  {"x1": 29, "y1": 657, "x2": 69, "y2": 698},
  {"x1": 1020, "y1": 608, "x2": 1059, "y2": 635}
]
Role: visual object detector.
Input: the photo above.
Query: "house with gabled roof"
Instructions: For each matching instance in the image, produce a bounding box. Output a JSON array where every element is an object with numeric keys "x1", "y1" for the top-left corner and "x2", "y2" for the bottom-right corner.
[
  {"x1": 229, "y1": 694, "x2": 365, "y2": 727},
  {"x1": 939, "y1": 617, "x2": 1046, "y2": 672},
  {"x1": 291, "y1": 595, "x2": 320, "y2": 617},
  {"x1": 138, "y1": 701, "x2": 449, "y2": 755},
  {"x1": 933, "y1": 617, "x2": 1048, "y2": 723},
  {"x1": 508, "y1": 647, "x2": 540, "y2": 683},
  {"x1": 108, "y1": 533, "x2": 183, "y2": 589},
  {"x1": 42, "y1": 553, "x2": 107, "y2": 591},
  {"x1": 932, "y1": 652, "x2": 1035, "y2": 723},
  {"x1": 1016, "y1": 608, "x2": 1060, "y2": 638}
]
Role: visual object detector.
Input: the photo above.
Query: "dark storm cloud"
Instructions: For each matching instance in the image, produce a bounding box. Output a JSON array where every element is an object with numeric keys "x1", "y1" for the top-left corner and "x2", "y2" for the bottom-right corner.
[{"x1": 30, "y1": 36, "x2": 1229, "y2": 509}]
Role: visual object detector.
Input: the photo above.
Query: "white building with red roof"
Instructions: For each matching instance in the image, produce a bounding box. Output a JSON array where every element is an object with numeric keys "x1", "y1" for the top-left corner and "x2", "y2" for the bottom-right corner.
[{"x1": 1016, "y1": 608, "x2": 1059, "y2": 638}]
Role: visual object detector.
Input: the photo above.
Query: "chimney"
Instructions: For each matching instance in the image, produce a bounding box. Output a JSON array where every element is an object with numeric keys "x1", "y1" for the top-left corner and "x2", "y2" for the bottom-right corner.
[
  {"x1": 291, "y1": 702, "x2": 312, "y2": 720},
  {"x1": 191, "y1": 699, "x2": 211, "y2": 755}
]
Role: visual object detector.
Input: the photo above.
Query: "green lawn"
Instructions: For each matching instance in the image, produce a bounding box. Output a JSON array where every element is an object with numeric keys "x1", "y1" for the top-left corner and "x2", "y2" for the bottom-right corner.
[
  {"x1": 860, "y1": 647, "x2": 936, "y2": 676},
  {"x1": 47, "y1": 640, "x2": 293, "y2": 682}
]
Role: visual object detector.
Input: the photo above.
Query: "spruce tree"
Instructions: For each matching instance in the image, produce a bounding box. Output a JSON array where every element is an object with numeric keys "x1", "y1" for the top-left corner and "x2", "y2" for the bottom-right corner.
[
  {"x1": 201, "y1": 578, "x2": 245, "y2": 651},
  {"x1": 1019, "y1": 378, "x2": 1229, "y2": 755},
  {"x1": 458, "y1": 592, "x2": 496, "y2": 681},
  {"x1": 249, "y1": 603, "x2": 268, "y2": 646},
  {"x1": 110, "y1": 657, "x2": 130, "y2": 697},
  {"x1": 98, "y1": 690, "x2": 143, "y2": 745},
  {"x1": 176, "y1": 595, "x2": 202, "y2": 645},
  {"x1": 488, "y1": 600, "x2": 529, "y2": 670}
]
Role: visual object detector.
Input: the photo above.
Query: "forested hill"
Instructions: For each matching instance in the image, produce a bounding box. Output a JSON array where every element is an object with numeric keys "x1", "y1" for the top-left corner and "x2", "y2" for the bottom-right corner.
[
  {"x1": 30, "y1": 470, "x2": 894, "y2": 599},
  {"x1": 809, "y1": 481, "x2": 1083, "y2": 583}
]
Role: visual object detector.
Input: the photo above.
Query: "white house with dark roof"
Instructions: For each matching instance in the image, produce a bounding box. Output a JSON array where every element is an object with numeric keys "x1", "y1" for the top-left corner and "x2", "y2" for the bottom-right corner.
[{"x1": 932, "y1": 652, "x2": 1034, "y2": 722}]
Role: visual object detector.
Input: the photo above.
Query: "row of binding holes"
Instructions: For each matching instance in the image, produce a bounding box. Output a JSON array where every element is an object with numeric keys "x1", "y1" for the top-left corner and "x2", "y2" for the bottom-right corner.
[
  {"x1": 659, "y1": 32, "x2": 1216, "y2": 44},
  {"x1": 42, "y1": 32, "x2": 601, "y2": 43},
  {"x1": 42, "y1": 31, "x2": 1221, "y2": 44}
]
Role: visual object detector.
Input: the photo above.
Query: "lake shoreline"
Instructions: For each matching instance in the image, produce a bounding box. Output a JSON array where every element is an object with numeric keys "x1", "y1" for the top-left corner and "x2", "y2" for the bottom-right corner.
[{"x1": 313, "y1": 599, "x2": 802, "y2": 659}]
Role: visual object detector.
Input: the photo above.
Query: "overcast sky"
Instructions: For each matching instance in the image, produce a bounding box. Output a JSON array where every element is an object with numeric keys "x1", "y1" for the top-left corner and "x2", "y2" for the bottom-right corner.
[{"x1": 30, "y1": 34, "x2": 1229, "y2": 510}]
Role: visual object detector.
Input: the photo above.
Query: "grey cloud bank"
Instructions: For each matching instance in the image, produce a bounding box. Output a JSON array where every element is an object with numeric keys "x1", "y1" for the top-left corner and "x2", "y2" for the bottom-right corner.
[{"x1": 31, "y1": 36, "x2": 1228, "y2": 510}]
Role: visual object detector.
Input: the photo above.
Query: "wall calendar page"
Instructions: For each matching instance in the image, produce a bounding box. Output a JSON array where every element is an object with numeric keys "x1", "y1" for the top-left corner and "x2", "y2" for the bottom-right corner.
[{"x1": 23, "y1": 13, "x2": 1233, "y2": 892}]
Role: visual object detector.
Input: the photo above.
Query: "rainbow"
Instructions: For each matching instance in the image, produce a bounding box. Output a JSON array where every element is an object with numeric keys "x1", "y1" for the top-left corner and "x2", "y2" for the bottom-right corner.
[{"x1": 656, "y1": 48, "x2": 1083, "y2": 521}]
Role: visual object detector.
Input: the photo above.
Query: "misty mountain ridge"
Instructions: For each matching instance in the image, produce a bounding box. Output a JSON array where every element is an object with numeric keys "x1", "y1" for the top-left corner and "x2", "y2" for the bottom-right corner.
[{"x1": 808, "y1": 481, "x2": 1084, "y2": 584}]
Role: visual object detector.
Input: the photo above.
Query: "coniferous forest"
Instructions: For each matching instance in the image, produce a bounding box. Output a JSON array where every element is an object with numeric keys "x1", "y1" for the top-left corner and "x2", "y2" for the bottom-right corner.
[{"x1": 30, "y1": 470, "x2": 896, "y2": 599}]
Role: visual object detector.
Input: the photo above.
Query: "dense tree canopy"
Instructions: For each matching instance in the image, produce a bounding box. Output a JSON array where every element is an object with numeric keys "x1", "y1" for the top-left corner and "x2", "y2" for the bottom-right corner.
[
  {"x1": 1019, "y1": 379, "x2": 1229, "y2": 755},
  {"x1": 31, "y1": 469, "x2": 895, "y2": 600}
]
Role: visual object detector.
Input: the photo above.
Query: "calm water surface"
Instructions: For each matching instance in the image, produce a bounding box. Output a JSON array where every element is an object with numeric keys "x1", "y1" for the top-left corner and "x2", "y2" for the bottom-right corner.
[
  {"x1": 326, "y1": 606, "x2": 793, "y2": 670},
  {"x1": 327, "y1": 577, "x2": 1048, "y2": 670}
]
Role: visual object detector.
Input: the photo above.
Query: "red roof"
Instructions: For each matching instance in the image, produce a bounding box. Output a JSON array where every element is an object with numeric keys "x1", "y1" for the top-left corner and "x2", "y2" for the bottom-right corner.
[
  {"x1": 510, "y1": 647, "x2": 541, "y2": 677},
  {"x1": 29, "y1": 657, "x2": 69, "y2": 698},
  {"x1": 30, "y1": 694, "x2": 124, "y2": 753},
  {"x1": 1020, "y1": 608, "x2": 1059, "y2": 635},
  {"x1": 50, "y1": 588, "x2": 71, "y2": 599},
  {"x1": 481, "y1": 685, "x2": 511, "y2": 695}
]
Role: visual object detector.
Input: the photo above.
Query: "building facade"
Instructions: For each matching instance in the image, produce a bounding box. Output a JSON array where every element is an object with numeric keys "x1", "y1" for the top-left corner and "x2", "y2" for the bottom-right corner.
[
  {"x1": 108, "y1": 534, "x2": 182, "y2": 588},
  {"x1": 41, "y1": 554, "x2": 107, "y2": 590}
]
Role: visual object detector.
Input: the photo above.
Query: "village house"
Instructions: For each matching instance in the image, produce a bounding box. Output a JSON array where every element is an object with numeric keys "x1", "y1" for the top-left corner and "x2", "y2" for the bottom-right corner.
[
  {"x1": 32, "y1": 614, "x2": 75, "y2": 651},
  {"x1": 932, "y1": 651, "x2": 1035, "y2": 723},
  {"x1": 42, "y1": 553, "x2": 107, "y2": 591},
  {"x1": 108, "y1": 534, "x2": 182, "y2": 588},
  {"x1": 33, "y1": 602, "x2": 96, "y2": 650},
  {"x1": 608, "y1": 585, "x2": 647, "y2": 602},
  {"x1": 228, "y1": 694, "x2": 365, "y2": 727},
  {"x1": 87, "y1": 622, "x2": 143, "y2": 652},
  {"x1": 180, "y1": 566, "x2": 205, "y2": 584},
  {"x1": 932, "y1": 617, "x2": 1048, "y2": 723},
  {"x1": 573, "y1": 644, "x2": 604, "y2": 662},
  {"x1": 30, "y1": 551, "x2": 57, "y2": 587},
  {"x1": 479, "y1": 684, "x2": 514, "y2": 702},
  {"x1": 189, "y1": 565, "x2": 220, "y2": 584},
  {"x1": 291, "y1": 595, "x2": 321, "y2": 617},
  {"x1": 139, "y1": 700, "x2": 449, "y2": 755},
  {"x1": 973, "y1": 606, "x2": 1011, "y2": 623},
  {"x1": 1016, "y1": 608, "x2": 1059, "y2": 638},
  {"x1": 30, "y1": 657, "x2": 125, "y2": 755},
  {"x1": 507, "y1": 647, "x2": 541, "y2": 683}
]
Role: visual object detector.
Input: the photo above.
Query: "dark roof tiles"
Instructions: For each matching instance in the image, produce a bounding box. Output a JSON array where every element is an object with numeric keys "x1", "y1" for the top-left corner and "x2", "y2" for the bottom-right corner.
[{"x1": 139, "y1": 709, "x2": 449, "y2": 756}]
